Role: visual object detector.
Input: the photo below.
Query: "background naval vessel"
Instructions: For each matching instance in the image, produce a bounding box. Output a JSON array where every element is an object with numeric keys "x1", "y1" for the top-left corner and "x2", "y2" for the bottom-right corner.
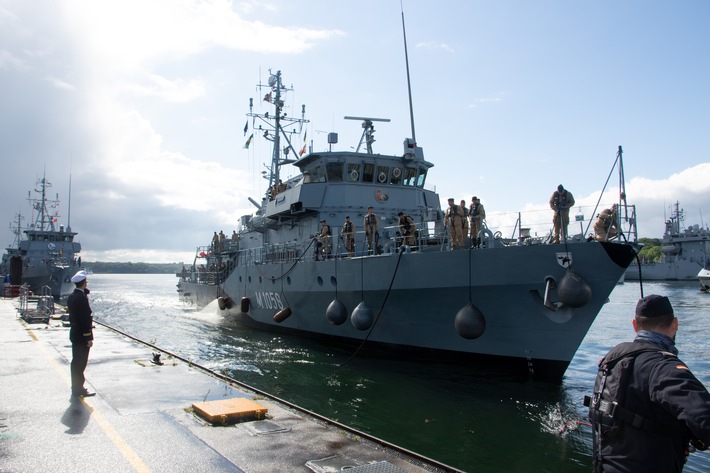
[{"x1": 2, "y1": 174, "x2": 82, "y2": 300}]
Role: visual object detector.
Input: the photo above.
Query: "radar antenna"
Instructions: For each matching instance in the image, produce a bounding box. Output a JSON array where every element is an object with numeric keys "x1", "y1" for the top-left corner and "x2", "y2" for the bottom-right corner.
[{"x1": 344, "y1": 116, "x2": 390, "y2": 154}]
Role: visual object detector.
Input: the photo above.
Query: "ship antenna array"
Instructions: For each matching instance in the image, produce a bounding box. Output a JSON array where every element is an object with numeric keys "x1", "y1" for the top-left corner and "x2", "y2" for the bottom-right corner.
[
  {"x1": 344, "y1": 116, "x2": 390, "y2": 154},
  {"x1": 247, "y1": 69, "x2": 309, "y2": 191}
]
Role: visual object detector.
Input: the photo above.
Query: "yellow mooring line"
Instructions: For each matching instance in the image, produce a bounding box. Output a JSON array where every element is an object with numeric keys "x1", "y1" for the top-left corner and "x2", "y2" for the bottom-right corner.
[{"x1": 23, "y1": 322, "x2": 152, "y2": 473}]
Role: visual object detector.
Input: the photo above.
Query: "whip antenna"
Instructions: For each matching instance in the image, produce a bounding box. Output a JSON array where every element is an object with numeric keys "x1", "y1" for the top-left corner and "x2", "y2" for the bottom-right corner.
[{"x1": 401, "y1": 5, "x2": 416, "y2": 143}]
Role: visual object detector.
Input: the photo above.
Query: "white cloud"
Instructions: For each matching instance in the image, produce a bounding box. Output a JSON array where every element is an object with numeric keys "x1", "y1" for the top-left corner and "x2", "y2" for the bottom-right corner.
[{"x1": 416, "y1": 41, "x2": 455, "y2": 53}]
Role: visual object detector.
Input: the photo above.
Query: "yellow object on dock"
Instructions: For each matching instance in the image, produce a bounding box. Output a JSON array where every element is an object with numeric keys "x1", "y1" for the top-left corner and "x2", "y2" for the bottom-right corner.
[{"x1": 192, "y1": 397, "x2": 268, "y2": 425}]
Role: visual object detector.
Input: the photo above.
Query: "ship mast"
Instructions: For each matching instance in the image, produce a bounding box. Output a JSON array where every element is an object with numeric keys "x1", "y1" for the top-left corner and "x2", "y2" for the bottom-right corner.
[
  {"x1": 247, "y1": 70, "x2": 309, "y2": 193},
  {"x1": 8, "y1": 212, "x2": 24, "y2": 248},
  {"x1": 28, "y1": 170, "x2": 61, "y2": 232}
]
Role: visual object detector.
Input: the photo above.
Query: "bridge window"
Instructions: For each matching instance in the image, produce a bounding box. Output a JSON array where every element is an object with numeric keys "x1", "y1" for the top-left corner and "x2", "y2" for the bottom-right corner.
[
  {"x1": 376, "y1": 166, "x2": 389, "y2": 184},
  {"x1": 312, "y1": 165, "x2": 326, "y2": 183},
  {"x1": 416, "y1": 168, "x2": 428, "y2": 187},
  {"x1": 347, "y1": 163, "x2": 361, "y2": 182},
  {"x1": 363, "y1": 163, "x2": 375, "y2": 182},
  {"x1": 326, "y1": 162, "x2": 343, "y2": 182},
  {"x1": 403, "y1": 168, "x2": 418, "y2": 186},
  {"x1": 390, "y1": 167, "x2": 403, "y2": 185}
]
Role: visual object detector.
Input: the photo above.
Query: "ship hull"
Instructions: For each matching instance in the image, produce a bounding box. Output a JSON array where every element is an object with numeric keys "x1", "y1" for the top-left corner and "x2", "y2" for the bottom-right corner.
[
  {"x1": 625, "y1": 260, "x2": 703, "y2": 281},
  {"x1": 217, "y1": 241, "x2": 634, "y2": 380},
  {"x1": 10, "y1": 264, "x2": 76, "y2": 300},
  {"x1": 176, "y1": 279, "x2": 224, "y2": 306}
]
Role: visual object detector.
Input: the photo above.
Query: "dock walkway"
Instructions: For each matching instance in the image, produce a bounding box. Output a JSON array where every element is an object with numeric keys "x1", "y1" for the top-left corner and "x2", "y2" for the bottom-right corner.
[{"x1": 0, "y1": 298, "x2": 456, "y2": 473}]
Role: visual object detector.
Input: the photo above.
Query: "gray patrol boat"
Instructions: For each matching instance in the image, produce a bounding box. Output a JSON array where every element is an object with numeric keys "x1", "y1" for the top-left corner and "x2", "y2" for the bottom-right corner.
[
  {"x1": 1, "y1": 173, "x2": 82, "y2": 300},
  {"x1": 177, "y1": 68, "x2": 638, "y2": 381}
]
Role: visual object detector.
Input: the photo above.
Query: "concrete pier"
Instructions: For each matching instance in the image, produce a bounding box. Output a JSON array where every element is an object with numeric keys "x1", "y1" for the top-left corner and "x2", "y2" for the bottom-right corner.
[{"x1": 0, "y1": 298, "x2": 459, "y2": 473}]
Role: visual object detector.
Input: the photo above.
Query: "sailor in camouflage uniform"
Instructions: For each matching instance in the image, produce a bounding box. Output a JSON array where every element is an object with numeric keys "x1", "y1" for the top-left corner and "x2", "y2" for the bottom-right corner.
[
  {"x1": 549, "y1": 184, "x2": 575, "y2": 244},
  {"x1": 363, "y1": 206, "x2": 379, "y2": 255},
  {"x1": 340, "y1": 216, "x2": 355, "y2": 257},
  {"x1": 444, "y1": 198, "x2": 465, "y2": 250},
  {"x1": 469, "y1": 196, "x2": 486, "y2": 248}
]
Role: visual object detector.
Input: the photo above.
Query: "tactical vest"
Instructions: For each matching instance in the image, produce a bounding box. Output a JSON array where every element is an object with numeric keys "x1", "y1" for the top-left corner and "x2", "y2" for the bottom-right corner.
[
  {"x1": 470, "y1": 204, "x2": 480, "y2": 217},
  {"x1": 365, "y1": 214, "x2": 377, "y2": 226},
  {"x1": 343, "y1": 221, "x2": 352, "y2": 233},
  {"x1": 552, "y1": 191, "x2": 569, "y2": 209},
  {"x1": 585, "y1": 342, "x2": 674, "y2": 472}
]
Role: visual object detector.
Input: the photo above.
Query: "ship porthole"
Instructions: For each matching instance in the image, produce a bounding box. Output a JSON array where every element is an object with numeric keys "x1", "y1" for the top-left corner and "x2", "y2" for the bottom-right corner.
[
  {"x1": 248, "y1": 276, "x2": 252, "y2": 283},
  {"x1": 330, "y1": 276, "x2": 337, "y2": 286},
  {"x1": 259, "y1": 276, "x2": 263, "y2": 283},
  {"x1": 287, "y1": 276, "x2": 291, "y2": 285},
  {"x1": 317, "y1": 276, "x2": 324, "y2": 286}
]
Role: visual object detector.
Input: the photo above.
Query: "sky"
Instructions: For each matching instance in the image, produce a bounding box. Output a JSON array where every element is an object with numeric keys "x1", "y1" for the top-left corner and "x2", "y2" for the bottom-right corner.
[{"x1": 1, "y1": 0, "x2": 708, "y2": 264}]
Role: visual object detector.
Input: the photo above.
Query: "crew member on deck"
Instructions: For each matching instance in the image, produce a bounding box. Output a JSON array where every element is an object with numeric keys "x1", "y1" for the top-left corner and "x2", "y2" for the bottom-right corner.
[
  {"x1": 594, "y1": 203, "x2": 620, "y2": 242},
  {"x1": 340, "y1": 216, "x2": 355, "y2": 257},
  {"x1": 319, "y1": 220, "x2": 332, "y2": 259},
  {"x1": 444, "y1": 198, "x2": 465, "y2": 250},
  {"x1": 549, "y1": 184, "x2": 575, "y2": 244},
  {"x1": 398, "y1": 212, "x2": 416, "y2": 250},
  {"x1": 469, "y1": 196, "x2": 486, "y2": 248},
  {"x1": 364, "y1": 206, "x2": 379, "y2": 255},
  {"x1": 460, "y1": 199, "x2": 469, "y2": 242}
]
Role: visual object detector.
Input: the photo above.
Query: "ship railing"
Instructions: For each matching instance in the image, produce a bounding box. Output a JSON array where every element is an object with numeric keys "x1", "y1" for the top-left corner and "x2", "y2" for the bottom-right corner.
[
  {"x1": 3, "y1": 284, "x2": 23, "y2": 299},
  {"x1": 483, "y1": 203, "x2": 639, "y2": 246}
]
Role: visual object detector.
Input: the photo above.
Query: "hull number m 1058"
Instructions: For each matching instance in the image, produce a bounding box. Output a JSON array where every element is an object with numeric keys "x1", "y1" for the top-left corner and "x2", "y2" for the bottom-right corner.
[{"x1": 254, "y1": 291, "x2": 284, "y2": 310}]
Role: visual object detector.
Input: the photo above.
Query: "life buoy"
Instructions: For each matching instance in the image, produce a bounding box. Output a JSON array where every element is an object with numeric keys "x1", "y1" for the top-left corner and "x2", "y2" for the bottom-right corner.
[
  {"x1": 392, "y1": 168, "x2": 401, "y2": 178},
  {"x1": 378, "y1": 172, "x2": 387, "y2": 183},
  {"x1": 350, "y1": 170, "x2": 359, "y2": 181}
]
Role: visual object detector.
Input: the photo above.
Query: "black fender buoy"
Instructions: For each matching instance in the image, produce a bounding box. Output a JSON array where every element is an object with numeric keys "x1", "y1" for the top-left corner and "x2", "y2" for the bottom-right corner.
[
  {"x1": 240, "y1": 297, "x2": 251, "y2": 313},
  {"x1": 273, "y1": 307, "x2": 292, "y2": 323},
  {"x1": 557, "y1": 269, "x2": 592, "y2": 308},
  {"x1": 351, "y1": 301, "x2": 373, "y2": 330},
  {"x1": 455, "y1": 302, "x2": 486, "y2": 339},
  {"x1": 326, "y1": 299, "x2": 348, "y2": 325},
  {"x1": 217, "y1": 297, "x2": 232, "y2": 310}
]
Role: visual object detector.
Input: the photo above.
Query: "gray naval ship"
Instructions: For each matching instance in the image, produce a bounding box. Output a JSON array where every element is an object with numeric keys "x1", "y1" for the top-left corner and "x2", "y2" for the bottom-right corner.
[
  {"x1": 177, "y1": 70, "x2": 638, "y2": 381},
  {"x1": 625, "y1": 201, "x2": 709, "y2": 281},
  {"x1": 1, "y1": 174, "x2": 82, "y2": 300}
]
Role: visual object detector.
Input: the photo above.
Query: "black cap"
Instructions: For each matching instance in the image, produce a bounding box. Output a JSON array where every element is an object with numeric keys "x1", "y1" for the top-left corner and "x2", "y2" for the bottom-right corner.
[
  {"x1": 345, "y1": 216, "x2": 350, "y2": 219},
  {"x1": 557, "y1": 184, "x2": 564, "y2": 192},
  {"x1": 368, "y1": 206, "x2": 373, "y2": 209},
  {"x1": 635, "y1": 295, "x2": 674, "y2": 318},
  {"x1": 472, "y1": 196, "x2": 478, "y2": 200},
  {"x1": 398, "y1": 212, "x2": 403, "y2": 216}
]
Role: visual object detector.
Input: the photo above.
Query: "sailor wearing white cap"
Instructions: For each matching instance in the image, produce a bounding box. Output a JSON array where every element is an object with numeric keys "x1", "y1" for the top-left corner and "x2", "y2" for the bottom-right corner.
[
  {"x1": 67, "y1": 270, "x2": 95, "y2": 397},
  {"x1": 70, "y1": 270, "x2": 87, "y2": 283}
]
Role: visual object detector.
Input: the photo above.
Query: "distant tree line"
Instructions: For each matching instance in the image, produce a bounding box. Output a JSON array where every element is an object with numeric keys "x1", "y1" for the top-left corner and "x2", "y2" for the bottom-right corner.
[
  {"x1": 637, "y1": 238, "x2": 663, "y2": 263},
  {"x1": 83, "y1": 262, "x2": 182, "y2": 274}
]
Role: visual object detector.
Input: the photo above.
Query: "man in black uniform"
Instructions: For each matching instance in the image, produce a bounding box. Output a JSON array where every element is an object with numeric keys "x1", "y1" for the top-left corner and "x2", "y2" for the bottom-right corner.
[
  {"x1": 588, "y1": 295, "x2": 710, "y2": 472},
  {"x1": 68, "y1": 270, "x2": 95, "y2": 397}
]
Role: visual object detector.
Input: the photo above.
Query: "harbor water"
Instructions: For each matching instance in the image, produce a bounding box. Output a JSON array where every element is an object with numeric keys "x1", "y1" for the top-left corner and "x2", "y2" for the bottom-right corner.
[{"x1": 87, "y1": 274, "x2": 710, "y2": 472}]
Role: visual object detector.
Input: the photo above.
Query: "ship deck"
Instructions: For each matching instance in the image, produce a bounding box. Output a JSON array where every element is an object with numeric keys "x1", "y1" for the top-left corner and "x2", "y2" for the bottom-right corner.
[{"x1": 0, "y1": 298, "x2": 459, "y2": 473}]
